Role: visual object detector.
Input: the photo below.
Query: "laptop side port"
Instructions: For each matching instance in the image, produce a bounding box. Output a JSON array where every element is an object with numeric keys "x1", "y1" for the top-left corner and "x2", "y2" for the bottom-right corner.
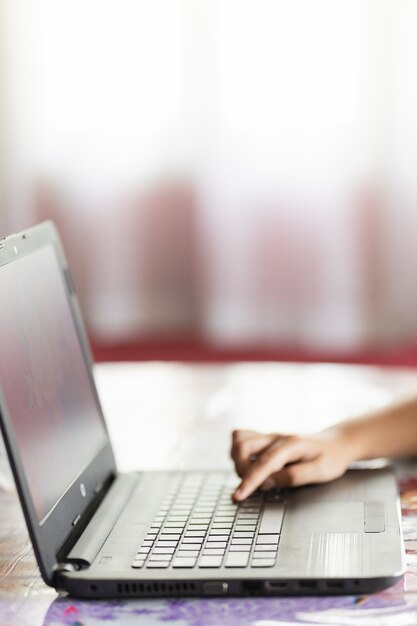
[
  {"x1": 298, "y1": 580, "x2": 317, "y2": 590},
  {"x1": 203, "y1": 581, "x2": 228, "y2": 595},
  {"x1": 326, "y1": 580, "x2": 344, "y2": 590},
  {"x1": 265, "y1": 580, "x2": 288, "y2": 591}
]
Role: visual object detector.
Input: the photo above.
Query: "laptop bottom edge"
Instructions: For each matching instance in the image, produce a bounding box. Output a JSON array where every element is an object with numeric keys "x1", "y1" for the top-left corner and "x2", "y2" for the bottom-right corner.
[{"x1": 58, "y1": 572, "x2": 404, "y2": 598}]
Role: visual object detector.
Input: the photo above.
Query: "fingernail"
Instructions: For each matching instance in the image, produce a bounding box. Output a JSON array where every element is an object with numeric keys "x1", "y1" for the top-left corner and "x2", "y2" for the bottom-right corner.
[{"x1": 233, "y1": 488, "x2": 243, "y2": 501}]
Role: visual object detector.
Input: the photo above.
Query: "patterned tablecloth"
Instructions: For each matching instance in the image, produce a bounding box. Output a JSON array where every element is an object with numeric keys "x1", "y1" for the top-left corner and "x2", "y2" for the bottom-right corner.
[{"x1": 1, "y1": 362, "x2": 417, "y2": 626}]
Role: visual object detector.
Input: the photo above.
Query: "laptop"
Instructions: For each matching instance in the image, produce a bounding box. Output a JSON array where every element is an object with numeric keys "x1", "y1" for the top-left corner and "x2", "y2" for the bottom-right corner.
[{"x1": 0, "y1": 221, "x2": 405, "y2": 597}]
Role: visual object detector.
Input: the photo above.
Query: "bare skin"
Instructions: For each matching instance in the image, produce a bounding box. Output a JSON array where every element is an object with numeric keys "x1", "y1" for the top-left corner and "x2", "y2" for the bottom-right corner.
[{"x1": 231, "y1": 394, "x2": 417, "y2": 502}]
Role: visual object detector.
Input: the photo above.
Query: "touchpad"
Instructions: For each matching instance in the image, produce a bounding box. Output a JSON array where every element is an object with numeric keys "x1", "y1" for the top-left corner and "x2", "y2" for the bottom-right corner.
[{"x1": 285, "y1": 501, "x2": 366, "y2": 534}]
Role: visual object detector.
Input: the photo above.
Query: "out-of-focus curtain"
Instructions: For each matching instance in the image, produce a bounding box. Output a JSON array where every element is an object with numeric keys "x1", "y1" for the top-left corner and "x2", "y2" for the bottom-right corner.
[{"x1": 1, "y1": 0, "x2": 417, "y2": 348}]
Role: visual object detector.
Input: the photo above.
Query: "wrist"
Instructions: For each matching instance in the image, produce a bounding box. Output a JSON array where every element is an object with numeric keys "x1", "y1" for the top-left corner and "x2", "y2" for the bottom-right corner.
[
  {"x1": 325, "y1": 422, "x2": 367, "y2": 465},
  {"x1": 338, "y1": 421, "x2": 375, "y2": 462}
]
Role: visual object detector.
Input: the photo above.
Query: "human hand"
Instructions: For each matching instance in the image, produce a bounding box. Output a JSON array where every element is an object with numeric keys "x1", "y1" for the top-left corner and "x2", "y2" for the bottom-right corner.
[{"x1": 231, "y1": 428, "x2": 354, "y2": 501}]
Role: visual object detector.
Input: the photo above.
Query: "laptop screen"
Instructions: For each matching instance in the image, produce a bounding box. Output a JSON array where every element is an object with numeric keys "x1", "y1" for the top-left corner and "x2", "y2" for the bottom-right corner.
[{"x1": 0, "y1": 244, "x2": 107, "y2": 524}]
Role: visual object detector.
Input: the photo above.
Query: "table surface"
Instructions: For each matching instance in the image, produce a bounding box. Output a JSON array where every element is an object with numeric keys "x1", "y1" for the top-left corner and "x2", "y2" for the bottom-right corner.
[{"x1": 2, "y1": 361, "x2": 417, "y2": 626}]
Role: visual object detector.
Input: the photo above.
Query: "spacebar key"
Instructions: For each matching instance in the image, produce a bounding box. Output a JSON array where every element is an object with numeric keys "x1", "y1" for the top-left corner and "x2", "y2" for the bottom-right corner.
[
  {"x1": 225, "y1": 552, "x2": 249, "y2": 567},
  {"x1": 258, "y1": 503, "x2": 286, "y2": 535}
]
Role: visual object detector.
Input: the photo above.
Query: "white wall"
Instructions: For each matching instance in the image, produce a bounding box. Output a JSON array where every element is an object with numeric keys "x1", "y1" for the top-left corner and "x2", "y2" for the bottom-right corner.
[{"x1": 1, "y1": 0, "x2": 417, "y2": 347}]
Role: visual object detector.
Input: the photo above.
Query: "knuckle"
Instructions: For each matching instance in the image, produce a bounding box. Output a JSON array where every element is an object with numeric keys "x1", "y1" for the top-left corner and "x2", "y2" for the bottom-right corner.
[{"x1": 258, "y1": 450, "x2": 273, "y2": 467}]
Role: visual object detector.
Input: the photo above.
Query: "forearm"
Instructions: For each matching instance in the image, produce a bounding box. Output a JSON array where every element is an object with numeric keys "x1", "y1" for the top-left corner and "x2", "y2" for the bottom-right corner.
[{"x1": 330, "y1": 394, "x2": 417, "y2": 462}]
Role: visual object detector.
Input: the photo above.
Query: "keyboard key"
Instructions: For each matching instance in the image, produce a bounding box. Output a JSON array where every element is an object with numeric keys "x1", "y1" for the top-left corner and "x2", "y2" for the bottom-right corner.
[
  {"x1": 225, "y1": 552, "x2": 250, "y2": 567},
  {"x1": 131, "y1": 559, "x2": 145, "y2": 569},
  {"x1": 149, "y1": 554, "x2": 173, "y2": 562},
  {"x1": 188, "y1": 524, "x2": 209, "y2": 531},
  {"x1": 211, "y1": 523, "x2": 233, "y2": 529},
  {"x1": 256, "y1": 534, "x2": 279, "y2": 545},
  {"x1": 172, "y1": 557, "x2": 197, "y2": 568},
  {"x1": 229, "y1": 544, "x2": 251, "y2": 552},
  {"x1": 199, "y1": 555, "x2": 223, "y2": 568},
  {"x1": 160, "y1": 534, "x2": 181, "y2": 541},
  {"x1": 266, "y1": 492, "x2": 285, "y2": 502},
  {"x1": 155, "y1": 540, "x2": 177, "y2": 548},
  {"x1": 137, "y1": 547, "x2": 151, "y2": 554},
  {"x1": 209, "y1": 529, "x2": 231, "y2": 535},
  {"x1": 185, "y1": 530, "x2": 206, "y2": 537},
  {"x1": 231, "y1": 538, "x2": 252, "y2": 545},
  {"x1": 141, "y1": 540, "x2": 153, "y2": 547},
  {"x1": 253, "y1": 544, "x2": 278, "y2": 552},
  {"x1": 233, "y1": 531, "x2": 255, "y2": 538},
  {"x1": 205, "y1": 541, "x2": 227, "y2": 549},
  {"x1": 152, "y1": 547, "x2": 176, "y2": 555},
  {"x1": 253, "y1": 551, "x2": 277, "y2": 559},
  {"x1": 182, "y1": 537, "x2": 204, "y2": 544},
  {"x1": 258, "y1": 503, "x2": 286, "y2": 534},
  {"x1": 251, "y1": 558, "x2": 276, "y2": 567},
  {"x1": 164, "y1": 522, "x2": 186, "y2": 528},
  {"x1": 235, "y1": 524, "x2": 257, "y2": 531},
  {"x1": 203, "y1": 548, "x2": 225, "y2": 556},
  {"x1": 177, "y1": 550, "x2": 199, "y2": 558},
  {"x1": 213, "y1": 517, "x2": 235, "y2": 523},
  {"x1": 146, "y1": 561, "x2": 170, "y2": 568},
  {"x1": 179, "y1": 543, "x2": 202, "y2": 550},
  {"x1": 207, "y1": 535, "x2": 229, "y2": 542},
  {"x1": 162, "y1": 527, "x2": 184, "y2": 534}
]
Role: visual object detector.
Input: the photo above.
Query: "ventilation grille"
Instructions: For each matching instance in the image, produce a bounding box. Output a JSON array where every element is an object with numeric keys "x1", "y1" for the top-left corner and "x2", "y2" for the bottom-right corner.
[{"x1": 115, "y1": 580, "x2": 198, "y2": 597}]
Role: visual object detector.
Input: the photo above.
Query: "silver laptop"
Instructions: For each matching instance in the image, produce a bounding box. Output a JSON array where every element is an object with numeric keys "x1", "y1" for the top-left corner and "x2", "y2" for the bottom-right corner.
[{"x1": 0, "y1": 221, "x2": 405, "y2": 597}]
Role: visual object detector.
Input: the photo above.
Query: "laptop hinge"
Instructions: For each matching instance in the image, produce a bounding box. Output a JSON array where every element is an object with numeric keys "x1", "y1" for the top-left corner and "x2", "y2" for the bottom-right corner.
[{"x1": 57, "y1": 473, "x2": 138, "y2": 571}]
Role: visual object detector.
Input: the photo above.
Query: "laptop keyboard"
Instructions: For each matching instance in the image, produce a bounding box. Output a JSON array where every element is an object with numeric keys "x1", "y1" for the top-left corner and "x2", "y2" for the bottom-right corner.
[{"x1": 131, "y1": 472, "x2": 286, "y2": 570}]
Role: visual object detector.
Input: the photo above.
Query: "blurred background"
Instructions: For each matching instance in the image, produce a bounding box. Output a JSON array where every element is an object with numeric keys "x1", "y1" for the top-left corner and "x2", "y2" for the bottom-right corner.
[{"x1": 1, "y1": 0, "x2": 417, "y2": 365}]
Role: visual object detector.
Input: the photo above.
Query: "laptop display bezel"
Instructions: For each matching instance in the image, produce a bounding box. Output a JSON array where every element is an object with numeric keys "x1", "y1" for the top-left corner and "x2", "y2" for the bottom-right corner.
[{"x1": 0, "y1": 221, "x2": 117, "y2": 585}]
